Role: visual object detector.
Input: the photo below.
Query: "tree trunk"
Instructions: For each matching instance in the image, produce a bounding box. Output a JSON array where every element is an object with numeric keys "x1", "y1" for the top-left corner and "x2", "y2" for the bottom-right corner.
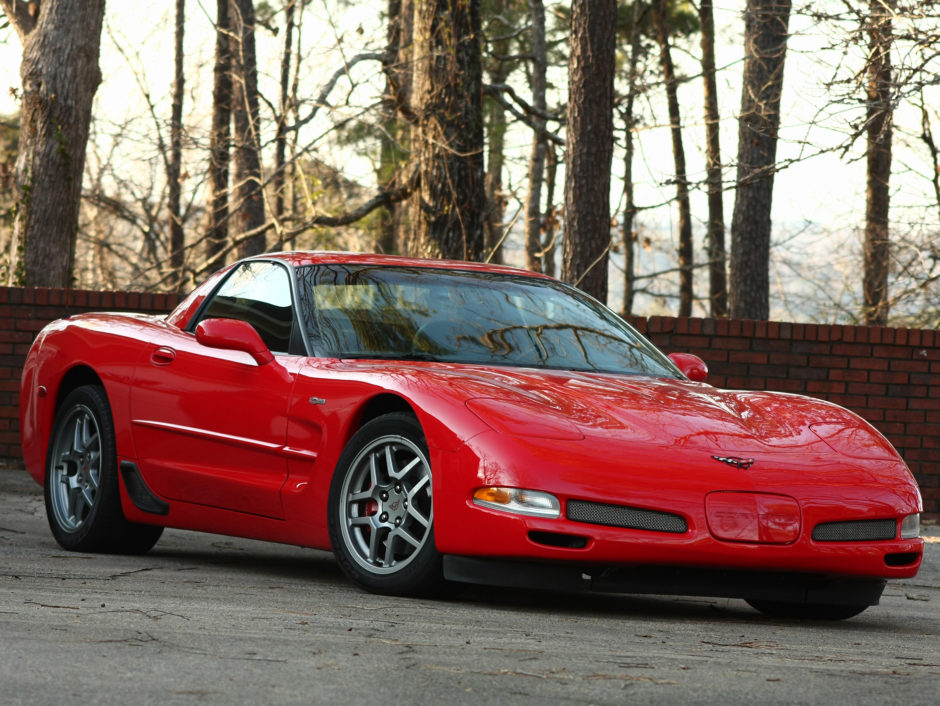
[
  {"x1": 377, "y1": 0, "x2": 413, "y2": 255},
  {"x1": 700, "y1": 0, "x2": 728, "y2": 317},
  {"x1": 542, "y1": 143, "x2": 558, "y2": 278},
  {"x1": 409, "y1": 0, "x2": 485, "y2": 261},
  {"x1": 206, "y1": 0, "x2": 232, "y2": 269},
  {"x1": 621, "y1": 2, "x2": 644, "y2": 316},
  {"x1": 524, "y1": 0, "x2": 548, "y2": 274},
  {"x1": 273, "y1": 0, "x2": 296, "y2": 227},
  {"x1": 863, "y1": 0, "x2": 893, "y2": 326},
  {"x1": 230, "y1": 0, "x2": 266, "y2": 258},
  {"x1": 168, "y1": 0, "x2": 186, "y2": 292},
  {"x1": 482, "y1": 0, "x2": 514, "y2": 265},
  {"x1": 729, "y1": 0, "x2": 792, "y2": 320},
  {"x1": 562, "y1": 0, "x2": 616, "y2": 302},
  {"x1": 652, "y1": 0, "x2": 694, "y2": 317},
  {"x1": 3, "y1": 0, "x2": 106, "y2": 287}
]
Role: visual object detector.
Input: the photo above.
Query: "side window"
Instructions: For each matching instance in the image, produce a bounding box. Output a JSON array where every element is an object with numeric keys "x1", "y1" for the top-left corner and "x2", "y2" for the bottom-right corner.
[{"x1": 196, "y1": 262, "x2": 295, "y2": 353}]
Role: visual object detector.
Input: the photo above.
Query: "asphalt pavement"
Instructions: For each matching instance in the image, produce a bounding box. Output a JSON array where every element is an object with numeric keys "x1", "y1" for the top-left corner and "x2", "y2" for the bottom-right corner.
[{"x1": 1, "y1": 468, "x2": 938, "y2": 705}]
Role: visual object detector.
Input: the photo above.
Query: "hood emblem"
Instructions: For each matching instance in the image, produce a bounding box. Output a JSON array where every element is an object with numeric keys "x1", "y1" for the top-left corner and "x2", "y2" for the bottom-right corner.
[{"x1": 712, "y1": 455, "x2": 755, "y2": 470}]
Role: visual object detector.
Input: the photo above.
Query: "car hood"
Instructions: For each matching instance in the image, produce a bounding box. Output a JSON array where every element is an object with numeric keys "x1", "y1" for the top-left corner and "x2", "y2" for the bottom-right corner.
[{"x1": 420, "y1": 365, "x2": 899, "y2": 461}]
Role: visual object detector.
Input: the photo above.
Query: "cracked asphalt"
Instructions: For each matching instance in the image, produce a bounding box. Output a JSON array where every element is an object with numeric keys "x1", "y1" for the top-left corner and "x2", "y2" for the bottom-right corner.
[{"x1": 1, "y1": 468, "x2": 938, "y2": 705}]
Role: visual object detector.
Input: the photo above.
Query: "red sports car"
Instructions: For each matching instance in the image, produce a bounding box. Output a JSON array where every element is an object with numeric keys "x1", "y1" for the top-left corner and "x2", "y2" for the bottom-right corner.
[{"x1": 19, "y1": 252, "x2": 923, "y2": 619}]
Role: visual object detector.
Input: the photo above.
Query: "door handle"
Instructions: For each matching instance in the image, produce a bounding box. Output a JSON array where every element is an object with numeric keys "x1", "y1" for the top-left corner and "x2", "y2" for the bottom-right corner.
[{"x1": 150, "y1": 346, "x2": 177, "y2": 365}]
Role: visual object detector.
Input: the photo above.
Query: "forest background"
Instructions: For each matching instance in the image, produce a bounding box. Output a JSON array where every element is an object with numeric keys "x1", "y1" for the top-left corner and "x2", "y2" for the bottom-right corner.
[{"x1": 1, "y1": 0, "x2": 939, "y2": 327}]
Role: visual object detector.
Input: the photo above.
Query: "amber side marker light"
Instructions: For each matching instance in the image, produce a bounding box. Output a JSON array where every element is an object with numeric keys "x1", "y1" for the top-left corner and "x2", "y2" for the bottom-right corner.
[{"x1": 472, "y1": 487, "x2": 561, "y2": 518}]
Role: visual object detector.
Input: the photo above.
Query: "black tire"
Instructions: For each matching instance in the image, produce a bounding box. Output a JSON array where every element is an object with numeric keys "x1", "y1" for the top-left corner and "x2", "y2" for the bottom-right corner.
[
  {"x1": 328, "y1": 412, "x2": 447, "y2": 597},
  {"x1": 745, "y1": 599, "x2": 868, "y2": 621},
  {"x1": 44, "y1": 384, "x2": 163, "y2": 555}
]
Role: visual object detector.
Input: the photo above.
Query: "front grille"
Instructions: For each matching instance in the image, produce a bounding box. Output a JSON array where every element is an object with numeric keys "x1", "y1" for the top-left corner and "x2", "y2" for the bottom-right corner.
[
  {"x1": 567, "y1": 499, "x2": 687, "y2": 534},
  {"x1": 812, "y1": 519, "x2": 897, "y2": 542}
]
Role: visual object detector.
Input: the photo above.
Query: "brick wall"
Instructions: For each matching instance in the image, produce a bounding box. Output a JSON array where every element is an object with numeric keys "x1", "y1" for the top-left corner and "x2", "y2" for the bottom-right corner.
[
  {"x1": 0, "y1": 286, "x2": 181, "y2": 459},
  {"x1": 2, "y1": 286, "x2": 937, "y2": 514}
]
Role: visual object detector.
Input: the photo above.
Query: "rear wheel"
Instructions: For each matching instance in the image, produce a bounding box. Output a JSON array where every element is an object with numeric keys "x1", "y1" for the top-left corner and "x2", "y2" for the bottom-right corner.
[
  {"x1": 45, "y1": 385, "x2": 163, "y2": 554},
  {"x1": 746, "y1": 599, "x2": 868, "y2": 621},
  {"x1": 328, "y1": 412, "x2": 446, "y2": 596}
]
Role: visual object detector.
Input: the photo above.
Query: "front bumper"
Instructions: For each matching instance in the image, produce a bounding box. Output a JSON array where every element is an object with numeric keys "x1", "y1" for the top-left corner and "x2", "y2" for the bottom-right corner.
[
  {"x1": 431, "y1": 433, "x2": 925, "y2": 582},
  {"x1": 442, "y1": 555, "x2": 889, "y2": 606}
]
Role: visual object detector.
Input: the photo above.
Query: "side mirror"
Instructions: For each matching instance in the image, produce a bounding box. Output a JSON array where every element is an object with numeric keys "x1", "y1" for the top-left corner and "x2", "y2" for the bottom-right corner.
[
  {"x1": 668, "y1": 352, "x2": 708, "y2": 382},
  {"x1": 195, "y1": 318, "x2": 274, "y2": 366}
]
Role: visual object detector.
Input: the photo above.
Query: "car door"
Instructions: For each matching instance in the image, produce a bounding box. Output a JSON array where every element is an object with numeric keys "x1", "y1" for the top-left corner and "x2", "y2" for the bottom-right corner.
[{"x1": 129, "y1": 261, "x2": 301, "y2": 519}]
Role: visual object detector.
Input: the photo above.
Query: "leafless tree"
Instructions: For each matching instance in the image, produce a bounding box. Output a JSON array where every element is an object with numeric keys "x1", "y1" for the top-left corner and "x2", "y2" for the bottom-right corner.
[
  {"x1": 206, "y1": 0, "x2": 233, "y2": 270},
  {"x1": 562, "y1": 0, "x2": 617, "y2": 302},
  {"x1": 523, "y1": 0, "x2": 548, "y2": 274},
  {"x1": 408, "y1": 0, "x2": 486, "y2": 260},
  {"x1": 652, "y1": 0, "x2": 694, "y2": 317},
  {"x1": 2, "y1": 0, "x2": 107, "y2": 287},
  {"x1": 862, "y1": 0, "x2": 894, "y2": 326},
  {"x1": 168, "y1": 0, "x2": 186, "y2": 292},
  {"x1": 230, "y1": 0, "x2": 266, "y2": 258},
  {"x1": 729, "y1": 0, "x2": 792, "y2": 320},
  {"x1": 699, "y1": 0, "x2": 727, "y2": 317}
]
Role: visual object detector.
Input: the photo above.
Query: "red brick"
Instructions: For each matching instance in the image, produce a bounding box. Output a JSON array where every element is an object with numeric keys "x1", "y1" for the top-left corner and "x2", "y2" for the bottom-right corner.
[
  {"x1": 889, "y1": 359, "x2": 930, "y2": 373},
  {"x1": 828, "y1": 395, "x2": 867, "y2": 409},
  {"x1": 832, "y1": 343, "x2": 872, "y2": 357},
  {"x1": 809, "y1": 355, "x2": 848, "y2": 369},
  {"x1": 869, "y1": 371, "x2": 909, "y2": 385},
  {"x1": 850, "y1": 357, "x2": 889, "y2": 371},
  {"x1": 829, "y1": 369, "x2": 869, "y2": 383},
  {"x1": 873, "y1": 345, "x2": 912, "y2": 359},
  {"x1": 729, "y1": 351, "x2": 768, "y2": 365},
  {"x1": 866, "y1": 396, "x2": 909, "y2": 410},
  {"x1": 806, "y1": 381, "x2": 846, "y2": 394},
  {"x1": 847, "y1": 382, "x2": 887, "y2": 396},
  {"x1": 711, "y1": 337, "x2": 751, "y2": 351},
  {"x1": 885, "y1": 410, "x2": 926, "y2": 423},
  {"x1": 768, "y1": 379, "x2": 804, "y2": 393},
  {"x1": 769, "y1": 352, "x2": 808, "y2": 367}
]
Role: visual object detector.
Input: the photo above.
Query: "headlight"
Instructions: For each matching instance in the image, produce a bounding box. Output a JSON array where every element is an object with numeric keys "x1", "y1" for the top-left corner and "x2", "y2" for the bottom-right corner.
[
  {"x1": 473, "y1": 487, "x2": 561, "y2": 518},
  {"x1": 901, "y1": 513, "x2": 920, "y2": 539}
]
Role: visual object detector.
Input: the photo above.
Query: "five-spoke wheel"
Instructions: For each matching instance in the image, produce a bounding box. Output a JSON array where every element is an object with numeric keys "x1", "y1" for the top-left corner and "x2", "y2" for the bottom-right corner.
[
  {"x1": 328, "y1": 412, "x2": 446, "y2": 596},
  {"x1": 45, "y1": 385, "x2": 163, "y2": 554},
  {"x1": 48, "y1": 401, "x2": 103, "y2": 533}
]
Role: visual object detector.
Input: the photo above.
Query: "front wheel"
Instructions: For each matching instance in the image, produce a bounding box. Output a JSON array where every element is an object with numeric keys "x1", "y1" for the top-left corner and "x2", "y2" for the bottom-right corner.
[
  {"x1": 45, "y1": 384, "x2": 163, "y2": 554},
  {"x1": 328, "y1": 412, "x2": 446, "y2": 596},
  {"x1": 746, "y1": 599, "x2": 868, "y2": 621}
]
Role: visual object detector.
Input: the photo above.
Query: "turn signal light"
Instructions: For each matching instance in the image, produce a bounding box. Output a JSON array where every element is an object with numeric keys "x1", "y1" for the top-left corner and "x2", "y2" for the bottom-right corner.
[
  {"x1": 472, "y1": 487, "x2": 561, "y2": 518},
  {"x1": 706, "y1": 492, "x2": 801, "y2": 544}
]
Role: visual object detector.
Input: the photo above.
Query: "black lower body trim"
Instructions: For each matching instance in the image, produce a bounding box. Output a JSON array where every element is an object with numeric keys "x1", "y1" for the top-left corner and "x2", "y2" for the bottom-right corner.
[
  {"x1": 442, "y1": 555, "x2": 886, "y2": 607},
  {"x1": 119, "y1": 461, "x2": 170, "y2": 515}
]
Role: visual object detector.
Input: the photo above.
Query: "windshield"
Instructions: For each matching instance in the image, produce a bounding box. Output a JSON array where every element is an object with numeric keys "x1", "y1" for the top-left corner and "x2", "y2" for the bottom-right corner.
[{"x1": 295, "y1": 264, "x2": 680, "y2": 378}]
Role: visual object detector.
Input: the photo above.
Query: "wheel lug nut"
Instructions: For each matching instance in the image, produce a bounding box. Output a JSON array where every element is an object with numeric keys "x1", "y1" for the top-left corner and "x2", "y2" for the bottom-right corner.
[
  {"x1": 380, "y1": 512, "x2": 388, "y2": 522},
  {"x1": 395, "y1": 484, "x2": 401, "y2": 492},
  {"x1": 395, "y1": 518, "x2": 401, "y2": 526},
  {"x1": 380, "y1": 492, "x2": 388, "y2": 501}
]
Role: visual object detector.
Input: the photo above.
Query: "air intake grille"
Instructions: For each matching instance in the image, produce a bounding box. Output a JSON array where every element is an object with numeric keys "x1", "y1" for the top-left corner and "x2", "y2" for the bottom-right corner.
[
  {"x1": 812, "y1": 519, "x2": 897, "y2": 542},
  {"x1": 566, "y1": 500, "x2": 687, "y2": 534}
]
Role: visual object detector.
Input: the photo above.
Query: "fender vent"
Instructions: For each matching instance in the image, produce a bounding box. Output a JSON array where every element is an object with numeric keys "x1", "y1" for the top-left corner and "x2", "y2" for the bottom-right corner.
[
  {"x1": 567, "y1": 500, "x2": 687, "y2": 534},
  {"x1": 812, "y1": 519, "x2": 896, "y2": 542}
]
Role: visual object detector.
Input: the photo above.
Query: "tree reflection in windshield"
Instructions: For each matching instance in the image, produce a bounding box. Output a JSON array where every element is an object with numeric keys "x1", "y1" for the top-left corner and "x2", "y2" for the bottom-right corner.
[{"x1": 295, "y1": 264, "x2": 679, "y2": 378}]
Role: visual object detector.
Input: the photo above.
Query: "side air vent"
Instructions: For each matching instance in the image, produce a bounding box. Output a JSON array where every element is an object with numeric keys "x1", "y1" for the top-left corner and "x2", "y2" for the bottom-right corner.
[
  {"x1": 812, "y1": 519, "x2": 896, "y2": 542},
  {"x1": 567, "y1": 500, "x2": 687, "y2": 534}
]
